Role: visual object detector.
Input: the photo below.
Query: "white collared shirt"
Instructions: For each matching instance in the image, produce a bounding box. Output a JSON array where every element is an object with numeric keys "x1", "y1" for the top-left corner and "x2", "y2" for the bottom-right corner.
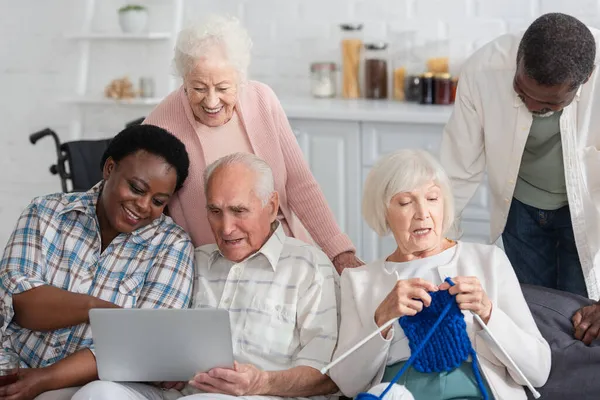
[
  {"x1": 440, "y1": 29, "x2": 600, "y2": 299},
  {"x1": 192, "y1": 224, "x2": 339, "y2": 374}
]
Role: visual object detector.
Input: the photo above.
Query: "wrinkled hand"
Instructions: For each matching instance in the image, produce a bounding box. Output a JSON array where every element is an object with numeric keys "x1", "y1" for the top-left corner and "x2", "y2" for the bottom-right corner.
[
  {"x1": 572, "y1": 303, "x2": 600, "y2": 345},
  {"x1": 375, "y1": 278, "x2": 438, "y2": 336},
  {"x1": 0, "y1": 368, "x2": 50, "y2": 400},
  {"x1": 158, "y1": 381, "x2": 186, "y2": 391},
  {"x1": 332, "y1": 252, "x2": 364, "y2": 274},
  {"x1": 189, "y1": 362, "x2": 266, "y2": 396},
  {"x1": 439, "y1": 276, "x2": 492, "y2": 324}
]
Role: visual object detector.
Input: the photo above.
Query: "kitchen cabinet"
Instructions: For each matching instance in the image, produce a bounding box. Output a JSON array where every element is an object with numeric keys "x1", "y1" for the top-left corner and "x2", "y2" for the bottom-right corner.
[
  {"x1": 284, "y1": 98, "x2": 491, "y2": 261},
  {"x1": 289, "y1": 119, "x2": 362, "y2": 252}
]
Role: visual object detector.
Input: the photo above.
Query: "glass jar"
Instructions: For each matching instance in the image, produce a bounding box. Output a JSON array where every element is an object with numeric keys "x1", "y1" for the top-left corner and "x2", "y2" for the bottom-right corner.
[
  {"x1": 340, "y1": 24, "x2": 363, "y2": 99},
  {"x1": 404, "y1": 75, "x2": 421, "y2": 102},
  {"x1": 139, "y1": 77, "x2": 155, "y2": 98},
  {"x1": 0, "y1": 350, "x2": 18, "y2": 387},
  {"x1": 392, "y1": 65, "x2": 406, "y2": 101},
  {"x1": 420, "y1": 72, "x2": 435, "y2": 104},
  {"x1": 310, "y1": 62, "x2": 337, "y2": 98},
  {"x1": 451, "y1": 77, "x2": 458, "y2": 103},
  {"x1": 363, "y1": 42, "x2": 388, "y2": 99},
  {"x1": 434, "y1": 73, "x2": 452, "y2": 105},
  {"x1": 421, "y1": 40, "x2": 450, "y2": 74},
  {"x1": 390, "y1": 31, "x2": 417, "y2": 101}
]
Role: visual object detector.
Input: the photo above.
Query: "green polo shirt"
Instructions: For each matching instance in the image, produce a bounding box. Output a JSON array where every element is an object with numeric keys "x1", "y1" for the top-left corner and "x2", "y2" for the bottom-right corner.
[{"x1": 513, "y1": 110, "x2": 568, "y2": 210}]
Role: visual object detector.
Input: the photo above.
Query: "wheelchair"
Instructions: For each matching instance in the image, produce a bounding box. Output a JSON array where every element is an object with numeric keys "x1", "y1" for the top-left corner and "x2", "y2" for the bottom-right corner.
[{"x1": 29, "y1": 117, "x2": 145, "y2": 192}]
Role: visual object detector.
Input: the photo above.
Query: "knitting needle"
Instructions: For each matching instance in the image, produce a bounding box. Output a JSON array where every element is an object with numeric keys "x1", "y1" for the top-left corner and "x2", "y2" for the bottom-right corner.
[
  {"x1": 470, "y1": 312, "x2": 541, "y2": 399},
  {"x1": 320, "y1": 318, "x2": 396, "y2": 375}
]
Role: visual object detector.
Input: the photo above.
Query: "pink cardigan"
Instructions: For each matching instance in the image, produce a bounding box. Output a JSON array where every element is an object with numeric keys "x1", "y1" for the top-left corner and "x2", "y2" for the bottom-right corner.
[{"x1": 143, "y1": 81, "x2": 355, "y2": 259}]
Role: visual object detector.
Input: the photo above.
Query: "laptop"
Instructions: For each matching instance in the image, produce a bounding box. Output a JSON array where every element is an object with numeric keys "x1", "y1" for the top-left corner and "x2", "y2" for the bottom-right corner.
[{"x1": 89, "y1": 308, "x2": 234, "y2": 382}]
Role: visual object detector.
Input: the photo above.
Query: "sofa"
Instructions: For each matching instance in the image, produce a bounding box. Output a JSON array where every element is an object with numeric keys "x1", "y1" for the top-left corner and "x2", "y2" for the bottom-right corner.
[{"x1": 522, "y1": 284, "x2": 600, "y2": 399}]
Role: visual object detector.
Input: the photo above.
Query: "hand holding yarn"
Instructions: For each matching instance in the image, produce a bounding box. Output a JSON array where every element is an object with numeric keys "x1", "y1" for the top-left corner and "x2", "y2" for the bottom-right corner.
[
  {"x1": 375, "y1": 278, "x2": 438, "y2": 336},
  {"x1": 439, "y1": 276, "x2": 492, "y2": 324}
]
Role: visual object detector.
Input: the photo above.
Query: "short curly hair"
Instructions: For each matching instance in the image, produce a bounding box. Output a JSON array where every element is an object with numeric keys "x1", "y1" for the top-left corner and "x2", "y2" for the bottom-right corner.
[
  {"x1": 173, "y1": 15, "x2": 253, "y2": 82},
  {"x1": 517, "y1": 13, "x2": 596, "y2": 89},
  {"x1": 100, "y1": 124, "x2": 190, "y2": 192}
]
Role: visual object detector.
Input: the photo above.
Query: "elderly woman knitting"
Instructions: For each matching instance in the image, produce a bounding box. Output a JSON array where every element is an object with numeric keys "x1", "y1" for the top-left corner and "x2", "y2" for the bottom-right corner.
[
  {"x1": 328, "y1": 150, "x2": 551, "y2": 400},
  {"x1": 143, "y1": 15, "x2": 360, "y2": 272}
]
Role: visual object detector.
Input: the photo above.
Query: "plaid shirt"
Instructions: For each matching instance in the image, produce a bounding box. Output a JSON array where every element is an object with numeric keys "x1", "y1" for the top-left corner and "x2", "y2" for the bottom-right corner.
[{"x1": 0, "y1": 183, "x2": 194, "y2": 368}]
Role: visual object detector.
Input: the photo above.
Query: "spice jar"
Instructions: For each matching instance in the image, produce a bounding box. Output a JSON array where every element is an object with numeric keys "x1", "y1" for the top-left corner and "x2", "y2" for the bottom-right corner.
[
  {"x1": 434, "y1": 73, "x2": 452, "y2": 105},
  {"x1": 139, "y1": 76, "x2": 155, "y2": 98},
  {"x1": 363, "y1": 42, "x2": 388, "y2": 99},
  {"x1": 451, "y1": 77, "x2": 458, "y2": 103},
  {"x1": 310, "y1": 62, "x2": 337, "y2": 98},
  {"x1": 420, "y1": 72, "x2": 435, "y2": 104},
  {"x1": 390, "y1": 31, "x2": 417, "y2": 101},
  {"x1": 340, "y1": 24, "x2": 363, "y2": 99},
  {"x1": 393, "y1": 65, "x2": 406, "y2": 101},
  {"x1": 404, "y1": 75, "x2": 421, "y2": 102}
]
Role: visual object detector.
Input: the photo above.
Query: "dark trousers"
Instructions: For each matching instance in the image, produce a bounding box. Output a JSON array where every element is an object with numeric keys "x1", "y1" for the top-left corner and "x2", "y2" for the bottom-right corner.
[{"x1": 502, "y1": 198, "x2": 587, "y2": 297}]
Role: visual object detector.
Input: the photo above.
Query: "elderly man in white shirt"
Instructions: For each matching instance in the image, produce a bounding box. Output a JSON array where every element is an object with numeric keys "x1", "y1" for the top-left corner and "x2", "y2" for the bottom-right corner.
[
  {"x1": 440, "y1": 13, "x2": 600, "y2": 343},
  {"x1": 179, "y1": 152, "x2": 339, "y2": 400}
]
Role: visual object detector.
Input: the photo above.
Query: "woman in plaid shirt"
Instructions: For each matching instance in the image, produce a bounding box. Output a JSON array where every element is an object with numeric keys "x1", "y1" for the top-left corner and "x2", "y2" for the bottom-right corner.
[{"x1": 0, "y1": 124, "x2": 195, "y2": 400}]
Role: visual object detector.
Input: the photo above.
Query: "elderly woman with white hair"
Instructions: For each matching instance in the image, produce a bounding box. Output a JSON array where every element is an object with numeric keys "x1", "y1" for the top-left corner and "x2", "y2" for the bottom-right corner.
[
  {"x1": 328, "y1": 149, "x2": 551, "y2": 400},
  {"x1": 143, "y1": 15, "x2": 361, "y2": 273}
]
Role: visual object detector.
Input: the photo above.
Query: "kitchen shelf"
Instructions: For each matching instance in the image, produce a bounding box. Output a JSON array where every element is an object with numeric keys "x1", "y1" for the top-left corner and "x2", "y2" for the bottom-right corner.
[
  {"x1": 65, "y1": 0, "x2": 183, "y2": 139},
  {"x1": 61, "y1": 96, "x2": 163, "y2": 106},
  {"x1": 65, "y1": 32, "x2": 172, "y2": 40}
]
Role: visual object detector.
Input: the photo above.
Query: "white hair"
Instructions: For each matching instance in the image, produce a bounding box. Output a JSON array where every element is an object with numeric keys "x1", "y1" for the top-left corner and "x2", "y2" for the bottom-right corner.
[
  {"x1": 204, "y1": 153, "x2": 275, "y2": 206},
  {"x1": 362, "y1": 149, "x2": 455, "y2": 237},
  {"x1": 173, "y1": 14, "x2": 253, "y2": 82}
]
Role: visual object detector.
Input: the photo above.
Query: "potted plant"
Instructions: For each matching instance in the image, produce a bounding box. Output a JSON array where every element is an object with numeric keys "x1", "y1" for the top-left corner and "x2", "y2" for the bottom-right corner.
[{"x1": 118, "y1": 4, "x2": 148, "y2": 34}]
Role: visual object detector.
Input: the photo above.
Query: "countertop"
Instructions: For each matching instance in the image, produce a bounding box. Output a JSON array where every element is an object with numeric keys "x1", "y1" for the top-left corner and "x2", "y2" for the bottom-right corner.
[{"x1": 279, "y1": 96, "x2": 455, "y2": 124}]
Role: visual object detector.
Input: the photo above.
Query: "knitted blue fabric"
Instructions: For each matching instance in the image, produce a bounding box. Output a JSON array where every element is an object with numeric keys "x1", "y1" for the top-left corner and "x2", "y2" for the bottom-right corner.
[{"x1": 356, "y1": 278, "x2": 489, "y2": 400}]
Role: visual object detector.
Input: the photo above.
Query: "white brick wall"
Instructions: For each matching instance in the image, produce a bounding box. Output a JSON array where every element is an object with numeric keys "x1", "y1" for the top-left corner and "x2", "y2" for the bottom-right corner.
[{"x1": 1, "y1": 0, "x2": 599, "y2": 246}]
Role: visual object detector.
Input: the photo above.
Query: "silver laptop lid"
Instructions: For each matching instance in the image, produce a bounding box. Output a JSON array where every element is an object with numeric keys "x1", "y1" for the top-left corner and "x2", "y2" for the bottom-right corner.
[{"x1": 90, "y1": 308, "x2": 234, "y2": 382}]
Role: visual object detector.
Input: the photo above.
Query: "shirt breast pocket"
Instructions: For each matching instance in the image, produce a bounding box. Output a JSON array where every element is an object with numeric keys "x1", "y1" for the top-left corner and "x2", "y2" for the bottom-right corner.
[
  {"x1": 242, "y1": 297, "x2": 296, "y2": 358},
  {"x1": 40, "y1": 328, "x2": 73, "y2": 367},
  {"x1": 115, "y1": 273, "x2": 146, "y2": 308}
]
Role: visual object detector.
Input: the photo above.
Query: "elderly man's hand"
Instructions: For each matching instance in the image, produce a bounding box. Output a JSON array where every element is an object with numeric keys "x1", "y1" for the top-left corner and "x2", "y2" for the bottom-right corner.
[
  {"x1": 0, "y1": 368, "x2": 50, "y2": 400},
  {"x1": 189, "y1": 361, "x2": 266, "y2": 396},
  {"x1": 572, "y1": 302, "x2": 600, "y2": 345},
  {"x1": 332, "y1": 251, "x2": 364, "y2": 274}
]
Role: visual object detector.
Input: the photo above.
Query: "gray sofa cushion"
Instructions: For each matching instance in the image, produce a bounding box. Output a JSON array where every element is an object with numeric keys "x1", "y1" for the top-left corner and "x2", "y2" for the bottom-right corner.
[{"x1": 522, "y1": 284, "x2": 600, "y2": 399}]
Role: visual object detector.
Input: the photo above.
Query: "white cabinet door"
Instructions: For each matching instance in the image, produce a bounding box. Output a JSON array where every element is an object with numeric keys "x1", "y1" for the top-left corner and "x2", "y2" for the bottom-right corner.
[
  {"x1": 288, "y1": 119, "x2": 362, "y2": 253},
  {"x1": 360, "y1": 122, "x2": 491, "y2": 261},
  {"x1": 362, "y1": 122, "x2": 443, "y2": 167}
]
